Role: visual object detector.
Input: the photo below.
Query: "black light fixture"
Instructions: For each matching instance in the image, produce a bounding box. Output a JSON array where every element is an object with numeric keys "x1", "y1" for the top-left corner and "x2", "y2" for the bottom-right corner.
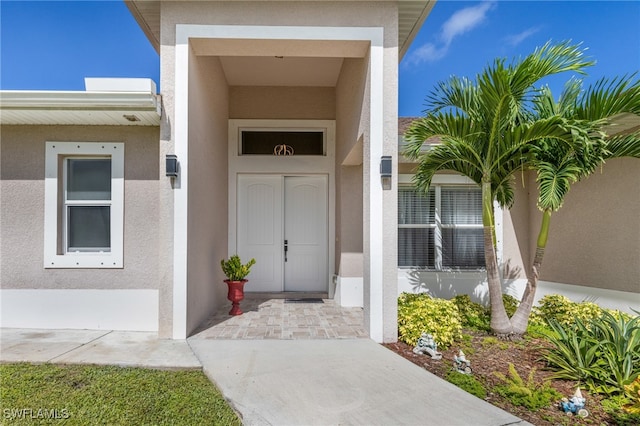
[
  {"x1": 166, "y1": 154, "x2": 178, "y2": 178},
  {"x1": 380, "y1": 155, "x2": 392, "y2": 190}
]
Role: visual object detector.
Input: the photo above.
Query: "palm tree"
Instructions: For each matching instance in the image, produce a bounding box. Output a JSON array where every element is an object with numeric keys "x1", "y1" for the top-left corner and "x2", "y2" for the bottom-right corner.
[
  {"x1": 509, "y1": 75, "x2": 640, "y2": 334},
  {"x1": 404, "y1": 41, "x2": 597, "y2": 337}
]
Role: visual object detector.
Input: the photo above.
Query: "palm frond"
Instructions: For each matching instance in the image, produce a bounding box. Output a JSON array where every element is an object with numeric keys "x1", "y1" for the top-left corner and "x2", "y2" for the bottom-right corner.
[
  {"x1": 412, "y1": 142, "x2": 484, "y2": 194},
  {"x1": 535, "y1": 159, "x2": 582, "y2": 211},
  {"x1": 576, "y1": 74, "x2": 640, "y2": 122},
  {"x1": 493, "y1": 176, "x2": 516, "y2": 209},
  {"x1": 511, "y1": 41, "x2": 594, "y2": 96},
  {"x1": 605, "y1": 133, "x2": 640, "y2": 159},
  {"x1": 403, "y1": 113, "x2": 481, "y2": 160},
  {"x1": 425, "y1": 76, "x2": 479, "y2": 118}
]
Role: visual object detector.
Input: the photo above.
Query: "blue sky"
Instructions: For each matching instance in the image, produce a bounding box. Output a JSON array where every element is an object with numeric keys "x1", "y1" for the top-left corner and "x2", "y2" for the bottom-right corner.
[{"x1": 1, "y1": 1, "x2": 639, "y2": 117}]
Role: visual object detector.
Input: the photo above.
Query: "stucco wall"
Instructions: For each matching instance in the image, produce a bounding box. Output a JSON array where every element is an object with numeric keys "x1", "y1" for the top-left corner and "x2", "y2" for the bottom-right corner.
[
  {"x1": 158, "y1": 19, "x2": 178, "y2": 336},
  {"x1": 161, "y1": 1, "x2": 401, "y2": 44},
  {"x1": 538, "y1": 158, "x2": 640, "y2": 293},
  {"x1": 335, "y1": 57, "x2": 367, "y2": 272},
  {"x1": 161, "y1": 0, "x2": 401, "y2": 341},
  {"x1": 229, "y1": 86, "x2": 335, "y2": 119},
  {"x1": 186, "y1": 54, "x2": 230, "y2": 335},
  {"x1": 0, "y1": 125, "x2": 160, "y2": 290},
  {"x1": 501, "y1": 172, "x2": 533, "y2": 280}
]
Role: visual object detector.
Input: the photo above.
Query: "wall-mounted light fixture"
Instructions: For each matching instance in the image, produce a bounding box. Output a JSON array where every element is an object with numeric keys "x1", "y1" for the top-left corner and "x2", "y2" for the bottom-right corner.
[
  {"x1": 380, "y1": 155, "x2": 392, "y2": 190},
  {"x1": 166, "y1": 154, "x2": 179, "y2": 178}
]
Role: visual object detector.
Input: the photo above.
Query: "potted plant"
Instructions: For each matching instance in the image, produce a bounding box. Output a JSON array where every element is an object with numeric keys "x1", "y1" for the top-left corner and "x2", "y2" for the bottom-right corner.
[{"x1": 220, "y1": 255, "x2": 256, "y2": 315}]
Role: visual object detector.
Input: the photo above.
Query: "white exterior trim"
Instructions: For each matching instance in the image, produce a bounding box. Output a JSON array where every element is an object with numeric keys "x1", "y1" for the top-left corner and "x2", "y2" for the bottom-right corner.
[
  {"x1": 0, "y1": 90, "x2": 158, "y2": 109},
  {"x1": 398, "y1": 174, "x2": 476, "y2": 185},
  {"x1": 228, "y1": 119, "x2": 336, "y2": 289},
  {"x1": 368, "y1": 41, "x2": 385, "y2": 342},
  {"x1": 176, "y1": 25, "x2": 384, "y2": 45},
  {"x1": 0, "y1": 81, "x2": 161, "y2": 126},
  {"x1": 44, "y1": 142, "x2": 124, "y2": 268},
  {"x1": 173, "y1": 24, "x2": 384, "y2": 340},
  {"x1": 0, "y1": 289, "x2": 159, "y2": 331},
  {"x1": 334, "y1": 277, "x2": 364, "y2": 307},
  {"x1": 173, "y1": 36, "x2": 190, "y2": 339}
]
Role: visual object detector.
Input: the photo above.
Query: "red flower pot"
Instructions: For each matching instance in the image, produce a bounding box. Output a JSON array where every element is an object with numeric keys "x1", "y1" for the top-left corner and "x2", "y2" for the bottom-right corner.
[{"x1": 224, "y1": 279, "x2": 247, "y2": 315}]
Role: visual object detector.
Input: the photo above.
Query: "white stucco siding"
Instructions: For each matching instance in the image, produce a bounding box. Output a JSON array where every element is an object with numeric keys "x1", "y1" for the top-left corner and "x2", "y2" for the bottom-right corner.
[
  {"x1": 186, "y1": 53, "x2": 230, "y2": 336},
  {"x1": 0, "y1": 289, "x2": 159, "y2": 331},
  {"x1": 0, "y1": 126, "x2": 161, "y2": 291},
  {"x1": 397, "y1": 271, "x2": 639, "y2": 315}
]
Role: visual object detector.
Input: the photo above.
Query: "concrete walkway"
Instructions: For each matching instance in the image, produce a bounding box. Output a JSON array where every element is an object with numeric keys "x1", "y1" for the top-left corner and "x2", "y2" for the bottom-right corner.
[
  {"x1": 1, "y1": 328, "x2": 530, "y2": 425},
  {"x1": 0, "y1": 328, "x2": 200, "y2": 369}
]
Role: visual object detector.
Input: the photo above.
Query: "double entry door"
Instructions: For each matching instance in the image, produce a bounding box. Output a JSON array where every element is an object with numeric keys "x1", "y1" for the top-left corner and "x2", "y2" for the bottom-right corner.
[{"x1": 237, "y1": 175, "x2": 328, "y2": 292}]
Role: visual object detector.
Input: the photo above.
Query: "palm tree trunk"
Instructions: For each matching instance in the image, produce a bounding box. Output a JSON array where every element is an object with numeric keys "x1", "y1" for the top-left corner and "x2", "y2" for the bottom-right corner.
[
  {"x1": 510, "y1": 208, "x2": 551, "y2": 335},
  {"x1": 482, "y1": 181, "x2": 513, "y2": 337}
]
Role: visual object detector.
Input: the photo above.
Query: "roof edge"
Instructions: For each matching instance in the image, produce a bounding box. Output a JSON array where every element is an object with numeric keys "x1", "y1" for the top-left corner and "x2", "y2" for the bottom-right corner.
[
  {"x1": 124, "y1": 0, "x2": 160, "y2": 54},
  {"x1": 0, "y1": 91, "x2": 160, "y2": 112},
  {"x1": 399, "y1": 0, "x2": 436, "y2": 60}
]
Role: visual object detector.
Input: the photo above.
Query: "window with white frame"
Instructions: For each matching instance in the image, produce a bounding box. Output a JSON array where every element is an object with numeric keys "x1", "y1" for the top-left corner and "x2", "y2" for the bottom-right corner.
[
  {"x1": 398, "y1": 178, "x2": 485, "y2": 270},
  {"x1": 44, "y1": 142, "x2": 124, "y2": 268}
]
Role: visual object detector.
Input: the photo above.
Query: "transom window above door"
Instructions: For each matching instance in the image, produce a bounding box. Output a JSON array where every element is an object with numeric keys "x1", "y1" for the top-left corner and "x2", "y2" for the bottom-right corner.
[{"x1": 240, "y1": 130, "x2": 326, "y2": 156}]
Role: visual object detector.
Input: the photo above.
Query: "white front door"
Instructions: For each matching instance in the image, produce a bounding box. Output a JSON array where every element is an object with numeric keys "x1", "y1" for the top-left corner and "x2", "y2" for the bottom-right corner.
[{"x1": 237, "y1": 175, "x2": 328, "y2": 292}]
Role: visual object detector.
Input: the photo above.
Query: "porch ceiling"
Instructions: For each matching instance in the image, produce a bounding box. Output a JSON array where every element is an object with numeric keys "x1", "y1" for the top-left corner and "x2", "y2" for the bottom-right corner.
[
  {"x1": 219, "y1": 57, "x2": 344, "y2": 87},
  {"x1": 192, "y1": 38, "x2": 361, "y2": 87}
]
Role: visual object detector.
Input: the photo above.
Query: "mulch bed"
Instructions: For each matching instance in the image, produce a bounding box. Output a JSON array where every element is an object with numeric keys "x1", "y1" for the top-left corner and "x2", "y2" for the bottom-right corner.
[{"x1": 383, "y1": 330, "x2": 617, "y2": 425}]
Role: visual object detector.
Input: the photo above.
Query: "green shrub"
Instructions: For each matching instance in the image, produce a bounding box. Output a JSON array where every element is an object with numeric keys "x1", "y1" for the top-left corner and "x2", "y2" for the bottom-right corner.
[
  {"x1": 602, "y1": 395, "x2": 640, "y2": 426},
  {"x1": 452, "y1": 295, "x2": 491, "y2": 331},
  {"x1": 220, "y1": 255, "x2": 255, "y2": 281},
  {"x1": 530, "y1": 294, "x2": 603, "y2": 328},
  {"x1": 397, "y1": 293, "x2": 462, "y2": 348},
  {"x1": 541, "y1": 311, "x2": 640, "y2": 395},
  {"x1": 502, "y1": 294, "x2": 520, "y2": 318},
  {"x1": 525, "y1": 322, "x2": 555, "y2": 339},
  {"x1": 445, "y1": 370, "x2": 487, "y2": 399},
  {"x1": 493, "y1": 363, "x2": 562, "y2": 412}
]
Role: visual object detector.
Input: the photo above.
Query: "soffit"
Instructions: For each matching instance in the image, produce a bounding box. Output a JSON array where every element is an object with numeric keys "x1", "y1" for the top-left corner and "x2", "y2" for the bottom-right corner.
[
  {"x1": 220, "y1": 57, "x2": 344, "y2": 86},
  {"x1": 0, "y1": 91, "x2": 161, "y2": 126},
  {"x1": 124, "y1": 0, "x2": 435, "y2": 60}
]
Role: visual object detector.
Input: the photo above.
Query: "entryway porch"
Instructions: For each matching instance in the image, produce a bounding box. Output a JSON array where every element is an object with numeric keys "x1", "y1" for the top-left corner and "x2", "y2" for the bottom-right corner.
[{"x1": 191, "y1": 294, "x2": 366, "y2": 339}]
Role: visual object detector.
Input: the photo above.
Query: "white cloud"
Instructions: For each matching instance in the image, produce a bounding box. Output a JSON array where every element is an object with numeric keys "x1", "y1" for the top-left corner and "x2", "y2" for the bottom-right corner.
[
  {"x1": 405, "y1": 1, "x2": 496, "y2": 67},
  {"x1": 441, "y1": 1, "x2": 496, "y2": 46},
  {"x1": 504, "y1": 26, "x2": 541, "y2": 46},
  {"x1": 406, "y1": 43, "x2": 447, "y2": 65}
]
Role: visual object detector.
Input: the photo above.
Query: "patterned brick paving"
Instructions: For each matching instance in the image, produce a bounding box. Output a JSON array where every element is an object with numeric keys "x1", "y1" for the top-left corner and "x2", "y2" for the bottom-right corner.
[{"x1": 191, "y1": 298, "x2": 367, "y2": 339}]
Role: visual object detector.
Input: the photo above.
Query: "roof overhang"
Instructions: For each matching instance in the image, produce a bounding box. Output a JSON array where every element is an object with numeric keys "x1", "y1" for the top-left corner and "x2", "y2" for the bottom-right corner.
[
  {"x1": 0, "y1": 79, "x2": 161, "y2": 126},
  {"x1": 606, "y1": 112, "x2": 640, "y2": 136},
  {"x1": 124, "y1": 0, "x2": 435, "y2": 61}
]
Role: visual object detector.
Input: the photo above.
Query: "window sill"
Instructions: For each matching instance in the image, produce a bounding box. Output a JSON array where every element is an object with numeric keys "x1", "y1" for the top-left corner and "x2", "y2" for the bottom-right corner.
[
  {"x1": 398, "y1": 267, "x2": 486, "y2": 273},
  {"x1": 44, "y1": 254, "x2": 122, "y2": 269}
]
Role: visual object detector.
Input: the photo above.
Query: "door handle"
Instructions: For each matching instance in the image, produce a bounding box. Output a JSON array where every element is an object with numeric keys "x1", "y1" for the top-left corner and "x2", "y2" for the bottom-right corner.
[{"x1": 284, "y1": 240, "x2": 288, "y2": 262}]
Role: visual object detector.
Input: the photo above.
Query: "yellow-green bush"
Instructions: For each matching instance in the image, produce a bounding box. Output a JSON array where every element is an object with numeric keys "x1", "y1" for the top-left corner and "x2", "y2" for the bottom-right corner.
[
  {"x1": 530, "y1": 294, "x2": 603, "y2": 328},
  {"x1": 624, "y1": 377, "x2": 640, "y2": 414},
  {"x1": 502, "y1": 294, "x2": 520, "y2": 317},
  {"x1": 398, "y1": 293, "x2": 462, "y2": 348},
  {"x1": 452, "y1": 295, "x2": 491, "y2": 331}
]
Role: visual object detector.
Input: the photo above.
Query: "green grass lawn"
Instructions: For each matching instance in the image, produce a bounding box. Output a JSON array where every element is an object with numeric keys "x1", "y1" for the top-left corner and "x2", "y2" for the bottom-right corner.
[{"x1": 0, "y1": 363, "x2": 241, "y2": 425}]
